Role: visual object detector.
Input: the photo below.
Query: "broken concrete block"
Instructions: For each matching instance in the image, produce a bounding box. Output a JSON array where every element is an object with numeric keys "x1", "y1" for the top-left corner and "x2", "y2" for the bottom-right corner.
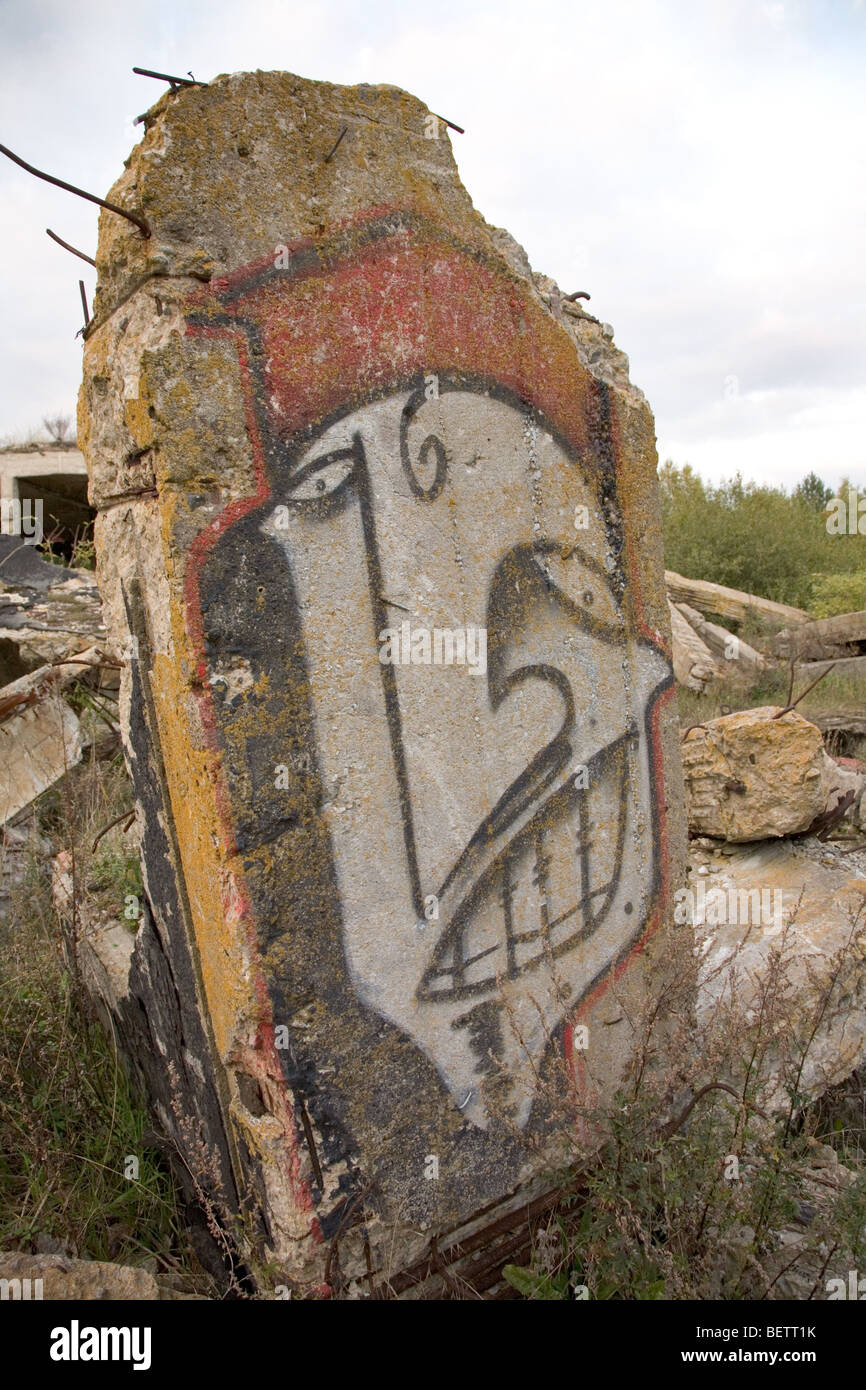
[
  {"x1": 820, "y1": 753, "x2": 866, "y2": 820},
  {"x1": 665, "y1": 571, "x2": 809, "y2": 629},
  {"x1": 0, "y1": 565, "x2": 105, "y2": 668},
  {"x1": 51, "y1": 848, "x2": 137, "y2": 1033},
  {"x1": 78, "y1": 70, "x2": 687, "y2": 1295},
  {"x1": 693, "y1": 837, "x2": 866, "y2": 1105},
  {"x1": 0, "y1": 663, "x2": 85, "y2": 824},
  {"x1": 0, "y1": 1251, "x2": 159, "y2": 1301},
  {"x1": 0, "y1": 646, "x2": 105, "y2": 816},
  {"x1": 774, "y1": 609, "x2": 866, "y2": 662},
  {"x1": 682, "y1": 707, "x2": 829, "y2": 842},
  {"x1": 668, "y1": 599, "x2": 718, "y2": 691},
  {"x1": 675, "y1": 601, "x2": 767, "y2": 677}
]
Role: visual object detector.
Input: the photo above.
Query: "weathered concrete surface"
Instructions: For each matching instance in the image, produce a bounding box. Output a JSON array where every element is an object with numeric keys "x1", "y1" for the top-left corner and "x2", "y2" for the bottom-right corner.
[
  {"x1": 78, "y1": 70, "x2": 687, "y2": 1294},
  {"x1": 795, "y1": 653, "x2": 866, "y2": 682},
  {"x1": 0, "y1": 1251, "x2": 160, "y2": 1300},
  {"x1": 692, "y1": 836, "x2": 866, "y2": 1106},
  {"x1": 0, "y1": 446, "x2": 87, "y2": 498},
  {"x1": 0, "y1": 648, "x2": 110, "y2": 824},
  {"x1": 774, "y1": 609, "x2": 866, "y2": 662}
]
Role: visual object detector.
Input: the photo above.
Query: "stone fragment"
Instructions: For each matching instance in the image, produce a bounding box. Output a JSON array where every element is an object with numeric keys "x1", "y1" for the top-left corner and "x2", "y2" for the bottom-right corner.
[
  {"x1": 0, "y1": 648, "x2": 108, "y2": 824},
  {"x1": 79, "y1": 69, "x2": 687, "y2": 1294},
  {"x1": 682, "y1": 707, "x2": 828, "y2": 842},
  {"x1": 0, "y1": 689, "x2": 81, "y2": 824},
  {"x1": 795, "y1": 654, "x2": 866, "y2": 683},
  {"x1": 0, "y1": 565, "x2": 105, "y2": 667},
  {"x1": 774, "y1": 609, "x2": 866, "y2": 662},
  {"x1": 0, "y1": 1251, "x2": 159, "y2": 1300},
  {"x1": 51, "y1": 849, "x2": 136, "y2": 1031},
  {"x1": 819, "y1": 752, "x2": 866, "y2": 821}
]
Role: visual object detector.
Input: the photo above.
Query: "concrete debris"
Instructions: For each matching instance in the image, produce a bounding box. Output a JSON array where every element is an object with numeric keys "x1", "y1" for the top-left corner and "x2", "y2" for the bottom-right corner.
[
  {"x1": 0, "y1": 647, "x2": 116, "y2": 825},
  {"x1": 794, "y1": 654, "x2": 866, "y2": 683},
  {"x1": 774, "y1": 609, "x2": 866, "y2": 663},
  {"x1": 668, "y1": 599, "x2": 718, "y2": 691},
  {"x1": 0, "y1": 1250, "x2": 201, "y2": 1301},
  {"x1": 675, "y1": 601, "x2": 767, "y2": 677},
  {"x1": 0, "y1": 561, "x2": 105, "y2": 670},
  {"x1": 665, "y1": 570, "x2": 809, "y2": 629},
  {"x1": 0, "y1": 1251, "x2": 160, "y2": 1300},
  {"x1": 692, "y1": 835, "x2": 866, "y2": 1107},
  {"x1": 0, "y1": 691, "x2": 82, "y2": 825},
  {"x1": 681, "y1": 707, "x2": 845, "y2": 842},
  {"x1": 51, "y1": 849, "x2": 136, "y2": 1031}
]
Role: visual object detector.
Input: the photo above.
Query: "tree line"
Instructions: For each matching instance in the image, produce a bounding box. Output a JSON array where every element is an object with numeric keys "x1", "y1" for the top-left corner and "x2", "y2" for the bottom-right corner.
[{"x1": 658, "y1": 463, "x2": 866, "y2": 616}]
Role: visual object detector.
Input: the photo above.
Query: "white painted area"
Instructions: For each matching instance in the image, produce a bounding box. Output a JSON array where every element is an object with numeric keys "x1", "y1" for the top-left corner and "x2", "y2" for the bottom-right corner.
[{"x1": 263, "y1": 387, "x2": 668, "y2": 1129}]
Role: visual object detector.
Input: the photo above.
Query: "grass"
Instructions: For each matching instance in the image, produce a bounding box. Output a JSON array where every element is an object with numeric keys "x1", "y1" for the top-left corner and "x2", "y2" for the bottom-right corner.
[
  {"x1": 677, "y1": 666, "x2": 866, "y2": 760},
  {"x1": 37, "y1": 524, "x2": 96, "y2": 573},
  {"x1": 502, "y1": 904, "x2": 866, "y2": 1301},
  {"x1": 0, "y1": 854, "x2": 177, "y2": 1266},
  {"x1": 0, "y1": 748, "x2": 210, "y2": 1290}
]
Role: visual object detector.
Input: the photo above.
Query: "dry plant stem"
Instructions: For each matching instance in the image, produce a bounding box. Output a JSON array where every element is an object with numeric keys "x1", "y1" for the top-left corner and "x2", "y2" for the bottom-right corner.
[
  {"x1": 805, "y1": 1243, "x2": 840, "y2": 1301},
  {"x1": 753, "y1": 907, "x2": 865, "y2": 1261},
  {"x1": 165, "y1": 1062, "x2": 246, "y2": 1297}
]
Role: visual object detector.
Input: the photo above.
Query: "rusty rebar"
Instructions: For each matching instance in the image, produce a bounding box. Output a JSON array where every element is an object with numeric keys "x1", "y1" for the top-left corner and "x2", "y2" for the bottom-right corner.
[
  {"x1": 46, "y1": 228, "x2": 96, "y2": 268},
  {"x1": 91, "y1": 807, "x2": 136, "y2": 853},
  {"x1": 432, "y1": 113, "x2": 465, "y2": 134},
  {"x1": 0, "y1": 142, "x2": 151, "y2": 237},
  {"x1": 132, "y1": 66, "x2": 205, "y2": 89},
  {"x1": 772, "y1": 662, "x2": 836, "y2": 718},
  {"x1": 323, "y1": 125, "x2": 348, "y2": 162}
]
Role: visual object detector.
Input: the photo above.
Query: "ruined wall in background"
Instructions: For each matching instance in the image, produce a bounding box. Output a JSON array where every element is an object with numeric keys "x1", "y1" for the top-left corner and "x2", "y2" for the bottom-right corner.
[{"x1": 78, "y1": 70, "x2": 687, "y2": 1295}]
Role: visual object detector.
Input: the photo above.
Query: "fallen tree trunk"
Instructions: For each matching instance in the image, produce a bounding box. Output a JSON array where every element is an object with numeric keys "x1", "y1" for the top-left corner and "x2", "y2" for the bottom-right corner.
[{"x1": 665, "y1": 570, "x2": 808, "y2": 628}]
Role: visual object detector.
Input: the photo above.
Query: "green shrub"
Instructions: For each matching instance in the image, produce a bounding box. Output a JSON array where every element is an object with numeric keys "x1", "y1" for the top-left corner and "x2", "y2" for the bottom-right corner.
[
  {"x1": 809, "y1": 571, "x2": 866, "y2": 618},
  {"x1": 659, "y1": 463, "x2": 865, "y2": 613}
]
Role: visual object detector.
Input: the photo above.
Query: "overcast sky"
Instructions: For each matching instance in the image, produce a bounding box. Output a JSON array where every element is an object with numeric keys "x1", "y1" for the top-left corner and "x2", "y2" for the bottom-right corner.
[{"x1": 1, "y1": 0, "x2": 864, "y2": 490}]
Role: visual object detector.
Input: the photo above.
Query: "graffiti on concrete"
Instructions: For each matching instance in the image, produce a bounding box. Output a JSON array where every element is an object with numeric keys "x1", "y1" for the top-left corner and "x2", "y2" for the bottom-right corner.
[{"x1": 185, "y1": 211, "x2": 673, "y2": 1198}]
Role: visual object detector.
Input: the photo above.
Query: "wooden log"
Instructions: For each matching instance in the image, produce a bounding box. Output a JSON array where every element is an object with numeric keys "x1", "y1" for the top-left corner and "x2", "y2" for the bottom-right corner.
[
  {"x1": 675, "y1": 602, "x2": 767, "y2": 674},
  {"x1": 665, "y1": 570, "x2": 809, "y2": 628}
]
